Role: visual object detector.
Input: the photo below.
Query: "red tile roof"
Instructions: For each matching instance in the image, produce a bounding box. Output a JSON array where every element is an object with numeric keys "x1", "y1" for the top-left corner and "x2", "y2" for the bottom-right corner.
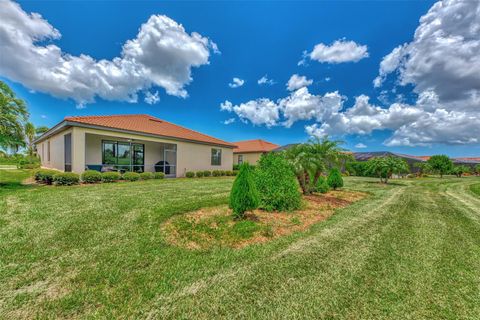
[
  {"x1": 455, "y1": 157, "x2": 480, "y2": 161},
  {"x1": 64, "y1": 114, "x2": 234, "y2": 147},
  {"x1": 233, "y1": 139, "x2": 280, "y2": 153}
]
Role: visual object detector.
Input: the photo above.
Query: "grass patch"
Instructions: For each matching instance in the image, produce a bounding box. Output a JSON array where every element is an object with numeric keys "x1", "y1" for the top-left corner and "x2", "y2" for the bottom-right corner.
[
  {"x1": 470, "y1": 183, "x2": 480, "y2": 197},
  {"x1": 163, "y1": 189, "x2": 367, "y2": 249},
  {"x1": 2, "y1": 170, "x2": 480, "y2": 318}
]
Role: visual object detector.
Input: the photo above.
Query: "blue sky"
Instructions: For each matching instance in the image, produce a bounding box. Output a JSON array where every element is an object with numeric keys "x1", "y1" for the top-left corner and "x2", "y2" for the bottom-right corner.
[{"x1": 2, "y1": 0, "x2": 480, "y2": 157}]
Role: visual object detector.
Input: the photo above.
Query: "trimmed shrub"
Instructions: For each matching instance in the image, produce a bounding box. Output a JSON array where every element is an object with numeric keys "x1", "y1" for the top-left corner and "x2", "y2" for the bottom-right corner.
[
  {"x1": 229, "y1": 163, "x2": 259, "y2": 219},
  {"x1": 34, "y1": 169, "x2": 57, "y2": 185},
  {"x1": 212, "y1": 170, "x2": 221, "y2": 177},
  {"x1": 220, "y1": 170, "x2": 227, "y2": 176},
  {"x1": 315, "y1": 176, "x2": 330, "y2": 194},
  {"x1": 196, "y1": 171, "x2": 204, "y2": 178},
  {"x1": 123, "y1": 172, "x2": 140, "y2": 181},
  {"x1": 154, "y1": 172, "x2": 165, "y2": 179},
  {"x1": 139, "y1": 172, "x2": 154, "y2": 180},
  {"x1": 102, "y1": 171, "x2": 121, "y2": 183},
  {"x1": 232, "y1": 170, "x2": 239, "y2": 176},
  {"x1": 81, "y1": 170, "x2": 102, "y2": 183},
  {"x1": 225, "y1": 170, "x2": 234, "y2": 176},
  {"x1": 53, "y1": 172, "x2": 80, "y2": 186},
  {"x1": 186, "y1": 171, "x2": 195, "y2": 178},
  {"x1": 203, "y1": 170, "x2": 211, "y2": 177},
  {"x1": 17, "y1": 156, "x2": 40, "y2": 169},
  {"x1": 254, "y1": 153, "x2": 301, "y2": 212},
  {"x1": 327, "y1": 168, "x2": 344, "y2": 190}
]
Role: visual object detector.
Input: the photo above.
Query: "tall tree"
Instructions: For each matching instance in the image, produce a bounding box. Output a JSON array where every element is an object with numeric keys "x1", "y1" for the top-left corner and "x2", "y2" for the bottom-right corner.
[
  {"x1": 0, "y1": 81, "x2": 28, "y2": 151},
  {"x1": 35, "y1": 126, "x2": 49, "y2": 137},
  {"x1": 366, "y1": 156, "x2": 409, "y2": 184},
  {"x1": 24, "y1": 122, "x2": 36, "y2": 156},
  {"x1": 427, "y1": 155, "x2": 453, "y2": 178},
  {"x1": 283, "y1": 137, "x2": 348, "y2": 195}
]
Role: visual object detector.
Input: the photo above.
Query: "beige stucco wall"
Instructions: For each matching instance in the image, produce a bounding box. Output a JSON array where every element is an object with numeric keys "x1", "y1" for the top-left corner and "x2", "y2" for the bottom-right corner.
[
  {"x1": 37, "y1": 128, "x2": 73, "y2": 171},
  {"x1": 42, "y1": 126, "x2": 233, "y2": 177},
  {"x1": 233, "y1": 152, "x2": 263, "y2": 165}
]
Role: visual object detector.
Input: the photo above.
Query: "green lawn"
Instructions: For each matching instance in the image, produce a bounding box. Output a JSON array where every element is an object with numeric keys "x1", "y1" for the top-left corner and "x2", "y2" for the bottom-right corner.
[{"x1": 1, "y1": 170, "x2": 480, "y2": 319}]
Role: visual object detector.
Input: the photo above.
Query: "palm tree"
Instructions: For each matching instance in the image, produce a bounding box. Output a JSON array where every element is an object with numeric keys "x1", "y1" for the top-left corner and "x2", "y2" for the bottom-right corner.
[
  {"x1": 0, "y1": 81, "x2": 28, "y2": 151},
  {"x1": 24, "y1": 122, "x2": 36, "y2": 156},
  {"x1": 283, "y1": 137, "x2": 348, "y2": 195},
  {"x1": 308, "y1": 137, "x2": 349, "y2": 187}
]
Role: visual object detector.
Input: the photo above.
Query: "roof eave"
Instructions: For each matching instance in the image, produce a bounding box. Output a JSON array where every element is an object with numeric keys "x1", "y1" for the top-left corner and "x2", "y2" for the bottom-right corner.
[{"x1": 35, "y1": 120, "x2": 235, "y2": 148}]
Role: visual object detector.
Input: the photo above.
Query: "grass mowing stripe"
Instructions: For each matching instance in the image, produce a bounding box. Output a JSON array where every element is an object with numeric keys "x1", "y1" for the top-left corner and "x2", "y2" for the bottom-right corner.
[{"x1": 145, "y1": 184, "x2": 406, "y2": 319}]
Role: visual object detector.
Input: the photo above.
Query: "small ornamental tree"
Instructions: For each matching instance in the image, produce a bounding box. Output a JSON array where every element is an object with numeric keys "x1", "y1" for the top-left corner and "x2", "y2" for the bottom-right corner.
[
  {"x1": 255, "y1": 153, "x2": 301, "y2": 212},
  {"x1": 315, "y1": 175, "x2": 330, "y2": 193},
  {"x1": 366, "y1": 156, "x2": 409, "y2": 183},
  {"x1": 327, "y1": 168, "x2": 343, "y2": 190},
  {"x1": 427, "y1": 155, "x2": 453, "y2": 178},
  {"x1": 229, "y1": 163, "x2": 259, "y2": 219},
  {"x1": 475, "y1": 164, "x2": 480, "y2": 176},
  {"x1": 452, "y1": 165, "x2": 469, "y2": 178}
]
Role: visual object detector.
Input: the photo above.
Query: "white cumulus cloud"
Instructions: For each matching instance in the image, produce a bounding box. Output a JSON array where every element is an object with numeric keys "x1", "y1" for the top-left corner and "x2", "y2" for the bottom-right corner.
[
  {"x1": 286, "y1": 74, "x2": 313, "y2": 91},
  {"x1": 355, "y1": 143, "x2": 367, "y2": 149},
  {"x1": 257, "y1": 75, "x2": 275, "y2": 86},
  {"x1": 228, "y1": 77, "x2": 245, "y2": 88},
  {"x1": 144, "y1": 91, "x2": 160, "y2": 105},
  {"x1": 0, "y1": 0, "x2": 216, "y2": 106},
  {"x1": 305, "y1": 39, "x2": 369, "y2": 64},
  {"x1": 223, "y1": 118, "x2": 236, "y2": 125}
]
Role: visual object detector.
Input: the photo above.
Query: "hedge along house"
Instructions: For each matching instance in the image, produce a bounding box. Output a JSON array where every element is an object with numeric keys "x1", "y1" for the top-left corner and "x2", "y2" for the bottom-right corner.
[
  {"x1": 233, "y1": 139, "x2": 280, "y2": 165},
  {"x1": 34, "y1": 115, "x2": 234, "y2": 177}
]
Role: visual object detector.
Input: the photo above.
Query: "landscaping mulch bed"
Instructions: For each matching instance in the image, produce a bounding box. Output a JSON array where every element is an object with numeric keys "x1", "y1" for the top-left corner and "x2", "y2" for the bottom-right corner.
[{"x1": 162, "y1": 189, "x2": 368, "y2": 249}]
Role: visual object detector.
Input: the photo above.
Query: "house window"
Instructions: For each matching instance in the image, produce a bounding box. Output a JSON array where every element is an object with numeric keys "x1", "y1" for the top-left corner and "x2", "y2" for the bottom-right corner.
[
  {"x1": 238, "y1": 155, "x2": 243, "y2": 164},
  {"x1": 102, "y1": 140, "x2": 144, "y2": 172},
  {"x1": 47, "y1": 141, "x2": 50, "y2": 162},
  {"x1": 211, "y1": 148, "x2": 222, "y2": 166}
]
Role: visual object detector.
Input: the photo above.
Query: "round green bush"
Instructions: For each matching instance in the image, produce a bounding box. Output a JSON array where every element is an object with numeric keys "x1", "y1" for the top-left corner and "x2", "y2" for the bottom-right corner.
[
  {"x1": 34, "y1": 169, "x2": 58, "y2": 185},
  {"x1": 102, "y1": 171, "x2": 121, "y2": 183},
  {"x1": 315, "y1": 176, "x2": 330, "y2": 194},
  {"x1": 81, "y1": 170, "x2": 102, "y2": 183},
  {"x1": 212, "y1": 170, "x2": 221, "y2": 177},
  {"x1": 186, "y1": 171, "x2": 195, "y2": 178},
  {"x1": 53, "y1": 172, "x2": 80, "y2": 186},
  {"x1": 232, "y1": 170, "x2": 239, "y2": 176},
  {"x1": 196, "y1": 171, "x2": 204, "y2": 178},
  {"x1": 203, "y1": 170, "x2": 211, "y2": 177},
  {"x1": 220, "y1": 170, "x2": 227, "y2": 176},
  {"x1": 229, "y1": 163, "x2": 259, "y2": 219},
  {"x1": 154, "y1": 172, "x2": 165, "y2": 179},
  {"x1": 327, "y1": 168, "x2": 344, "y2": 190},
  {"x1": 225, "y1": 170, "x2": 234, "y2": 176},
  {"x1": 255, "y1": 153, "x2": 301, "y2": 211},
  {"x1": 139, "y1": 172, "x2": 154, "y2": 180},
  {"x1": 123, "y1": 172, "x2": 140, "y2": 181}
]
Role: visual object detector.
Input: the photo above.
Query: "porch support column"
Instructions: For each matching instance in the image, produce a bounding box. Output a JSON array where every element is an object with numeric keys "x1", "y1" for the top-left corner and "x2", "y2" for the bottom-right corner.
[{"x1": 71, "y1": 127, "x2": 86, "y2": 173}]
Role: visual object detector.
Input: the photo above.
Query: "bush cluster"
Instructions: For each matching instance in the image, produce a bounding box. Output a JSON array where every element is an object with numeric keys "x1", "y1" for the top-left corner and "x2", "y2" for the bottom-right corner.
[
  {"x1": 185, "y1": 170, "x2": 236, "y2": 178},
  {"x1": 254, "y1": 153, "x2": 301, "y2": 212},
  {"x1": 53, "y1": 172, "x2": 80, "y2": 186},
  {"x1": 34, "y1": 169, "x2": 58, "y2": 185},
  {"x1": 81, "y1": 170, "x2": 102, "y2": 183},
  {"x1": 140, "y1": 172, "x2": 154, "y2": 180},
  {"x1": 17, "y1": 156, "x2": 40, "y2": 169},
  {"x1": 154, "y1": 172, "x2": 165, "y2": 179},
  {"x1": 34, "y1": 169, "x2": 166, "y2": 186},
  {"x1": 102, "y1": 171, "x2": 121, "y2": 183},
  {"x1": 123, "y1": 172, "x2": 140, "y2": 181}
]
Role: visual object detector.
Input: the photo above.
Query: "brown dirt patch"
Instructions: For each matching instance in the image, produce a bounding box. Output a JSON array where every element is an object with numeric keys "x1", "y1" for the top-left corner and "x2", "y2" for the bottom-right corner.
[{"x1": 163, "y1": 189, "x2": 368, "y2": 249}]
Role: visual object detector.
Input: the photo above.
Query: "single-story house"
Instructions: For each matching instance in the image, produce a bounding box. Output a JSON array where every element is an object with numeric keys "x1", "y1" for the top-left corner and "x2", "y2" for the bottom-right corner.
[
  {"x1": 34, "y1": 114, "x2": 234, "y2": 177},
  {"x1": 233, "y1": 139, "x2": 280, "y2": 165}
]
